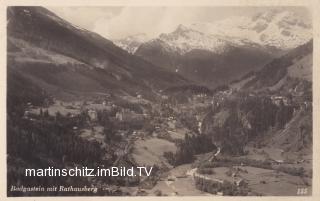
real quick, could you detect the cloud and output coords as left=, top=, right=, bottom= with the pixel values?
left=48, top=6, right=312, bottom=40
left=92, top=7, right=217, bottom=39
left=48, top=7, right=119, bottom=30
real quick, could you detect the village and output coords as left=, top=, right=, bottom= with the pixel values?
left=18, top=84, right=312, bottom=196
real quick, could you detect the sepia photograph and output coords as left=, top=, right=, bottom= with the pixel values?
left=5, top=2, right=315, bottom=197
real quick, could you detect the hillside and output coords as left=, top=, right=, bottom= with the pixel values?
left=7, top=7, right=189, bottom=101
left=233, top=40, right=312, bottom=92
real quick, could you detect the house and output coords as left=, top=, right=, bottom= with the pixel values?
left=273, top=159, right=284, bottom=165
left=116, top=108, right=145, bottom=122
left=271, top=96, right=286, bottom=106
left=102, top=100, right=107, bottom=106
left=198, top=121, right=202, bottom=134
left=197, top=93, right=207, bottom=98
left=161, top=95, right=169, bottom=100
left=115, top=111, right=123, bottom=121
left=88, top=109, right=98, bottom=121
left=23, top=110, right=31, bottom=119
left=303, top=101, right=311, bottom=110
left=116, top=108, right=131, bottom=121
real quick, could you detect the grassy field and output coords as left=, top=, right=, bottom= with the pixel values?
left=167, top=130, right=185, bottom=140
left=30, top=101, right=81, bottom=116
left=243, top=146, right=284, bottom=161
left=132, top=137, right=177, bottom=167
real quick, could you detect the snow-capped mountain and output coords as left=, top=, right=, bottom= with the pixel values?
left=157, top=24, right=232, bottom=55
left=189, top=9, right=312, bottom=50
left=114, top=9, right=311, bottom=55
left=114, top=9, right=311, bottom=88
left=115, top=25, right=234, bottom=55
left=113, top=33, right=149, bottom=54
left=135, top=25, right=274, bottom=87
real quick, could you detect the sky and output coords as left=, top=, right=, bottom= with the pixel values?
left=47, top=6, right=311, bottom=40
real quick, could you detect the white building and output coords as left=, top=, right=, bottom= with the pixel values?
left=88, top=109, right=98, bottom=121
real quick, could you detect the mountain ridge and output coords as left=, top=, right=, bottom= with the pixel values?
left=7, top=6, right=191, bottom=100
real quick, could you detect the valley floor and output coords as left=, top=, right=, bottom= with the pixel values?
left=12, top=89, right=312, bottom=196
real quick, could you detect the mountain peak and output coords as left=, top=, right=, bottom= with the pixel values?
left=172, top=24, right=203, bottom=35
left=113, top=33, right=149, bottom=54
left=175, top=24, right=189, bottom=32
